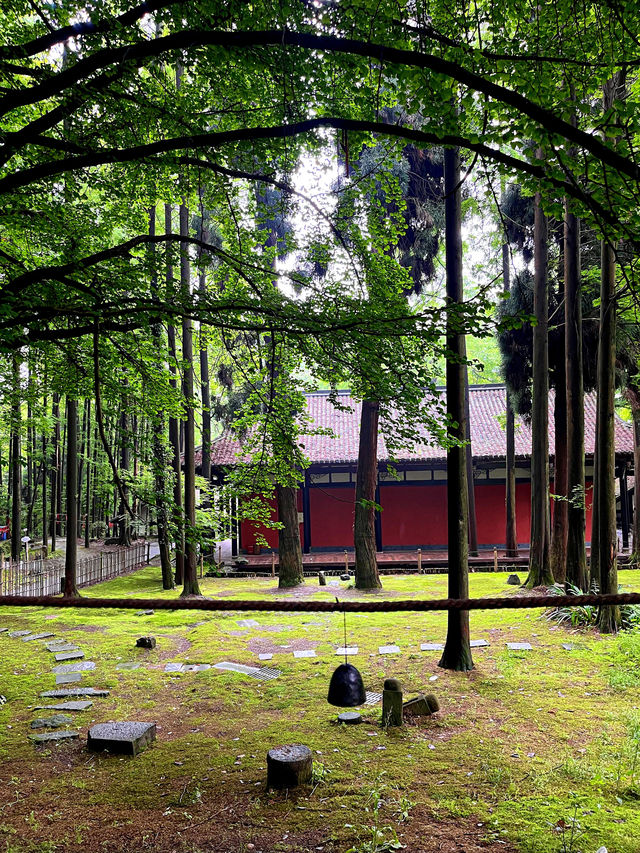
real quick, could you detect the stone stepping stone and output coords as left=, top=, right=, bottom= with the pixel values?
left=0, top=628, right=9, bottom=633
left=40, top=687, right=109, bottom=698
left=88, top=722, right=156, bottom=756
left=336, top=647, right=358, bottom=656
left=420, top=643, right=444, bottom=651
left=379, top=645, right=400, bottom=654
left=236, top=619, right=259, bottom=628
left=338, top=711, right=362, bottom=724
left=213, top=661, right=260, bottom=675
left=293, top=650, right=316, bottom=658
left=136, top=610, right=155, bottom=616
left=506, top=642, right=533, bottom=651
left=116, top=662, right=141, bottom=671
left=46, top=643, right=79, bottom=653
left=470, top=639, right=490, bottom=648
left=56, top=673, right=82, bottom=685
left=258, top=653, right=273, bottom=661
left=52, top=661, right=95, bottom=674
left=9, top=630, right=33, bottom=638
left=30, top=730, right=79, bottom=744
left=35, top=701, right=93, bottom=712
left=183, top=664, right=211, bottom=673
left=164, top=663, right=185, bottom=673
left=31, top=714, right=74, bottom=729
left=55, top=651, right=84, bottom=662
left=364, top=691, right=382, bottom=706
left=22, top=632, right=55, bottom=642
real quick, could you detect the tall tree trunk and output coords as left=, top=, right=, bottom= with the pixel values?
left=149, top=204, right=173, bottom=587
left=276, top=484, right=304, bottom=587
left=564, top=201, right=588, bottom=589
left=63, top=397, right=80, bottom=597
left=50, top=393, right=59, bottom=551
left=550, top=369, right=568, bottom=584
left=84, top=404, right=91, bottom=549
left=166, top=202, right=185, bottom=586
left=594, top=75, right=623, bottom=633
left=439, top=145, right=473, bottom=672
left=198, top=199, right=213, bottom=560
left=42, top=398, right=48, bottom=553
left=180, top=198, right=201, bottom=597
left=502, top=211, right=518, bottom=557
left=10, top=354, right=21, bottom=563
left=117, top=403, right=131, bottom=547
left=354, top=399, right=382, bottom=589
left=525, top=163, right=553, bottom=588
left=633, top=414, right=640, bottom=560
left=464, top=374, right=478, bottom=556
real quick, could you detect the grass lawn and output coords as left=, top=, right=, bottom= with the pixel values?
left=0, top=568, right=639, bottom=853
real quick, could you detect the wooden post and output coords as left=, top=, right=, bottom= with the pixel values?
left=271, top=552, right=275, bottom=577
left=417, top=548, right=422, bottom=573
left=493, top=548, right=498, bottom=572
left=344, top=550, right=348, bottom=574
left=218, top=545, right=222, bottom=565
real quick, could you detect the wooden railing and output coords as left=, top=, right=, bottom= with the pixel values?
left=0, top=542, right=147, bottom=597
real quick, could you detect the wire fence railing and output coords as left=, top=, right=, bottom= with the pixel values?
left=0, top=542, right=147, bottom=597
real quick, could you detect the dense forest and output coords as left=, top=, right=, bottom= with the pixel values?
left=1, top=0, right=640, bottom=653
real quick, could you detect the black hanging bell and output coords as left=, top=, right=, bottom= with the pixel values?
left=327, top=663, right=366, bottom=707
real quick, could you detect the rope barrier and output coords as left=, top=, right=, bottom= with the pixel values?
left=0, top=591, right=639, bottom=612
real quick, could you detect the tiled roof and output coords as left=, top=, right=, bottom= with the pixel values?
left=207, top=385, right=635, bottom=467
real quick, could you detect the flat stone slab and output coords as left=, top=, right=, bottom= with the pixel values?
left=40, top=687, right=109, bottom=698
left=35, top=701, right=93, bottom=712
left=506, top=642, right=533, bottom=651
left=213, top=661, right=260, bottom=675
left=31, top=714, right=74, bottom=729
left=293, top=650, right=316, bottom=658
left=30, top=730, right=79, bottom=744
left=183, top=664, right=211, bottom=673
left=164, top=663, right=185, bottom=673
left=379, top=645, right=400, bottom=654
left=0, top=627, right=8, bottom=633
left=116, top=662, right=141, bottom=670
left=56, top=673, right=82, bottom=685
left=470, top=639, right=490, bottom=648
left=87, top=721, right=156, bottom=756
left=9, top=630, right=33, bottom=638
left=236, top=619, right=259, bottom=628
left=46, top=643, right=79, bottom=653
left=338, top=711, right=362, bottom=725
left=420, top=643, right=444, bottom=651
left=55, top=651, right=85, bottom=662
left=258, top=653, right=273, bottom=661
left=336, top=647, right=358, bottom=656
left=136, top=610, right=155, bottom=616
left=52, top=661, right=95, bottom=674
left=22, top=632, right=55, bottom=642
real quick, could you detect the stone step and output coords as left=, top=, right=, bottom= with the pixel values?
left=87, top=722, right=156, bottom=756
left=29, top=730, right=80, bottom=744
left=40, top=688, right=109, bottom=699
left=34, top=701, right=93, bottom=712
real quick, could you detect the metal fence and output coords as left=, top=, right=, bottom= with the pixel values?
left=0, top=542, right=147, bottom=597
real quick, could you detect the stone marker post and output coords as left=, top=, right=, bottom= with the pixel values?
left=382, top=677, right=403, bottom=727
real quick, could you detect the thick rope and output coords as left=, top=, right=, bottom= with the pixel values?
left=0, top=592, right=639, bottom=612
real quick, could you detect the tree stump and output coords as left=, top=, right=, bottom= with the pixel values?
left=266, top=744, right=312, bottom=789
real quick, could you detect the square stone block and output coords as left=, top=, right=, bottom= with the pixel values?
left=52, top=661, right=95, bottom=674
left=470, top=639, right=490, bottom=648
left=87, top=721, right=156, bottom=756
left=379, top=645, right=400, bottom=654
left=35, top=701, right=93, bottom=711
left=293, top=650, right=316, bottom=658
left=506, top=642, right=533, bottom=651
left=56, top=673, right=82, bottom=685
left=55, top=651, right=85, bottom=662
left=335, top=647, right=358, bottom=656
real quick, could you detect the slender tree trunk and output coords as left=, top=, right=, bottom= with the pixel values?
left=10, top=355, right=21, bottom=563
left=276, top=484, right=304, bottom=587
left=198, top=200, right=213, bottom=559
left=464, top=374, right=478, bottom=556
left=42, top=398, right=48, bottom=553
left=63, top=397, right=80, bottom=597
left=439, top=145, right=473, bottom=672
left=84, top=404, right=91, bottom=549
left=633, top=415, right=640, bottom=560
left=180, top=198, right=201, bottom=597
left=117, top=404, right=132, bottom=547
left=565, top=201, right=588, bottom=589
left=595, top=231, right=619, bottom=631
left=149, top=204, right=173, bottom=587
left=525, top=164, right=553, bottom=588
left=50, top=393, right=59, bottom=551
left=166, top=202, right=185, bottom=586
left=502, top=214, right=518, bottom=556
left=550, top=372, right=568, bottom=584
left=354, top=399, right=382, bottom=589
left=595, top=75, right=623, bottom=633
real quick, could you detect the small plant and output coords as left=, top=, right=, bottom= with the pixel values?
left=550, top=803, right=584, bottom=853
left=545, top=582, right=640, bottom=630
left=343, top=773, right=406, bottom=853
left=311, top=761, right=331, bottom=794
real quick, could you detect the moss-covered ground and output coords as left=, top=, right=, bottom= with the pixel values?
left=0, top=568, right=639, bottom=853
